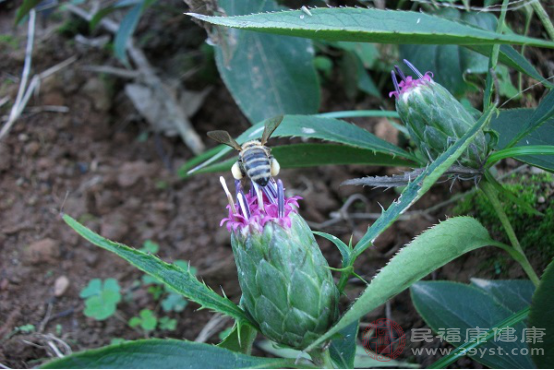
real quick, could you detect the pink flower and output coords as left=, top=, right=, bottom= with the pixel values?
left=389, top=60, right=434, bottom=99
left=219, top=178, right=302, bottom=233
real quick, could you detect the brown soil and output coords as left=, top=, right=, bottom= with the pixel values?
left=0, top=2, right=549, bottom=369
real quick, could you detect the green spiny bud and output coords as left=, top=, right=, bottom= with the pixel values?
left=390, top=60, right=488, bottom=169
left=220, top=178, right=339, bottom=350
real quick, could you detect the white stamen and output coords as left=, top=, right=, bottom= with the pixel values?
left=253, top=183, right=265, bottom=212
left=219, top=176, right=237, bottom=214
left=237, top=192, right=249, bottom=220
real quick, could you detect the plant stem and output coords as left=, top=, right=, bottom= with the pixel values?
left=308, top=348, right=334, bottom=368
left=531, top=0, right=554, bottom=41
left=480, top=181, right=540, bottom=286
left=518, top=5, right=534, bottom=93
left=483, top=0, right=509, bottom=109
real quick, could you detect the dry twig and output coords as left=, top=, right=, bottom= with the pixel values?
left=0, top=9, right=36, bottom=140
left=66, top=4, right=206, bottom=155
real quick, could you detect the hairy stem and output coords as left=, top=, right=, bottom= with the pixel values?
left=531, top=0, right=554, bottom=41
left=484, top=0, right=508, bottom=109
left=480, top=181, right=540, bottom=286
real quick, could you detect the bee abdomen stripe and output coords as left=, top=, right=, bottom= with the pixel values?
left=243, top=150, right=267, bottom=160
left=245, top=157, right=268, bottom=165
left=250, top=172, right=270, bottom=180
left=247, top=165, right=271, bottom=176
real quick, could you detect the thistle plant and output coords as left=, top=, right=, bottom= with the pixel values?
left=390, top=60, right=489, bottom=170
left=219, top=177, right=339, bottom=352
left=46, top=1, right=554, bottom=368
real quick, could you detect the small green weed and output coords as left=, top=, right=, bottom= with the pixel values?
left=80, top=278, right=121, bottom=320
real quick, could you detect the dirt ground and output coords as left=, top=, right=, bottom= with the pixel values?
left=0, top=1, right=551, bottom=368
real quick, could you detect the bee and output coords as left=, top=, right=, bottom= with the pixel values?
left=207, top=116, right=283, bottom=187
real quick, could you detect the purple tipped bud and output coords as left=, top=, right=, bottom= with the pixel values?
left=219, top=177, right=339, bottom=350
left=389, top=60, right=488, bottom=169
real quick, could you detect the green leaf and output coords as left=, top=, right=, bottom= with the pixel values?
left=529, top=259, right=554, bottom=368
left=329, top=321, right=358, bottom=369
left=81, top=278, right=121, bottom=321
left=340, top=51, right=380, bottom=98
left=490, top=109, right=554, bottom=172
left=161, top=293, right=188, bottom=312
left=183, top=114, right=418, bottom=177
left=215, top=0, right=320, bottom=124
left=90, top=0, right=138, bottom=30
left=411, top=281, right=534, bottom=368
left=470, top=278, right=535, bottom=313
left=137, top=309, right=157, bottom=331
left=41, top=339, right=299, bottom=369
left=79, top=279, right=103, bottom=298
left=83, top=294, right=119, bottom=321
left=14, top=0, right=41, bottom=24
left=63, top=215, right=254, bottom=326
left=128, top=317, right=141, bottom=328
left=430, top=307, right=530, bottom=369
left=335, top=42, right=379, bottom=69
left=486, top=145, right=554, bottom=166
left=16, top=324, right=36, bottom=333
left=192, top=143, right=417, bottom=175
left=218, top=322, right=258, bottom=355
left=468, top=45, right=554, bottom=89
left=314, top=232, right=350, bottom=268
left=187, top=8, right=554, bottom=49
left=158, top=317, right=177, bottom=331
left=507, top=89, right=554, bottom=148
left=305, top=217, right=496, bottom=352
left=114, top=0, right=153, bottom=64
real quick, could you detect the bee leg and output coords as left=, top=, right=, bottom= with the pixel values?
left=231, top=161, right=243, bottom=180
left=270, top=157, right=280, bottom=177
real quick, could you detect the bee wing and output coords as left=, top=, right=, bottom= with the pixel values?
left=261, top=115, right=284, bottom=145
left=207, top=130, right=242, bottom=151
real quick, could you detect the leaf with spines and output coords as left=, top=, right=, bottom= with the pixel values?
left=187, top=8, right=554, bottom=49
left=40, top=339, right=301, bottom=368
left=63, top=215, right=255, bottom=326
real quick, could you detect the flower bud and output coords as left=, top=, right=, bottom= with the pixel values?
left=220, top=178, right=339, bottom=350
left=390, top=60, right=488, bottom=169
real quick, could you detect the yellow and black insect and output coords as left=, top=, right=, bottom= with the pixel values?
left=207, top=116, right=283, bottom=187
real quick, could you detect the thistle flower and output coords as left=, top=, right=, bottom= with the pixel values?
left=390, top=60, right=488, bottom=169
left=219, top=177, right=339, bottom=350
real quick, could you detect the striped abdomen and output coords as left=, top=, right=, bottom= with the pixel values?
left=241, top=145, right=271, bottom=187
